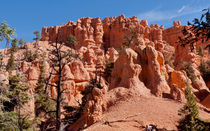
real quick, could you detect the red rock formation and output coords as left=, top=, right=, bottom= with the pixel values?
left=1, top=15, right=210, bottom=130
left=162, top=21, right=185, bottom=46
left=41, top=15, right=165, bottom=50
left=110, top=48, right=147, bottom=93
left=139, top=46, right=170, bottom=96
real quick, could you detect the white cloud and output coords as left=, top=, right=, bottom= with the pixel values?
left=137, top=5, right=207, bottom=22
left=178, top=5, right=186, bottom=13
left=138, top=10, right=171, bottom=22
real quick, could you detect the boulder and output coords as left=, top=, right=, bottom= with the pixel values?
left=170, top=84, right=185, bottom=102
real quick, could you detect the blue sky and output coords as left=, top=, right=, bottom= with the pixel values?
left=0, top=0, right=209, bottom=48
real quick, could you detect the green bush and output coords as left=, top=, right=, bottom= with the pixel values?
left=181, top=62, right=196, bottom=82
left=199, top=60, right=210, bottom=82
left=6, top=52, right=15, bottom=72
left=23, top=49, right=39, bottom=62
left=66, top=34, right=77, bottom=48
left=11, top=38, right=18, bottom=53
left=164, top=55, right=174, bottom=68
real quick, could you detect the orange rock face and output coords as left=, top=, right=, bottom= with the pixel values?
left=68, top=60, right=90, bottom=82
left=40, top=16, right=209, bottom=103
left=41, top=15, right=166, bottom=50
left=110, top=48, right=145, bottom=91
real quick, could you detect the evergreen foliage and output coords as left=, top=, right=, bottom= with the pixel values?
left=6, top=52, right=15, bottom=72
left=0, top=21, right=15, bottom=48
left=66, top=34, right=77, bottom=48
left=11, top=38, right=18, bottom=53
left=35, top=54, right=56, bottom=121
left=120, top=28, right=138, bottom=51
left=181, top=62, right=196, bottom=82
left=33, top=30, right=41, bottom=41
left=0, top=74, right=33, bottom=131
left=18, top=39, right=26, bottom=48
left=104, top=61, right=114, bottom=81
left=23, top=49, right=39, bottom=62
left=179, top=8, right=210, bottom=50
left=199, top=60, right=210, bottom=82
left=164, top=55, right=174, bottom=68
left=178, top=84, right=210, bottom=130
left=33, top=30, right=41, bottom=47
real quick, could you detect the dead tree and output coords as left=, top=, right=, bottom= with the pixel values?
left=47, top=34, right=74, bottom=131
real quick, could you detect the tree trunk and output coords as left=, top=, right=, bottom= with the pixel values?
left=56, top=54, right=62, bottom=131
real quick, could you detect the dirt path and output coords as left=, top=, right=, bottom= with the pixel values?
left=85, top=96, right=210, bottom=131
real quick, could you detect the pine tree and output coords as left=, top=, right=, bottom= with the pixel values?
left=0, top=74, right=33, bottom=131
left=11, top=38, right=18, bottom=53
left=66, top=34, right=77, bottom=48
left=8, top=74, right=32, bottom=131
left=33, top=30, right=41, bottom=47
left=18, top=38, right=26, bottom=48
left=6, top=51, right=15, bottom=72
left=35, top=53, right=56, bottom=123
left=178, top=83, right=209, bottom=130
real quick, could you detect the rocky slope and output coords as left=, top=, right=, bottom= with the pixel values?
left=1, top=15, right=210, bottom=130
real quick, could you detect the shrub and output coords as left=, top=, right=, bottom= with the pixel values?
left=164, top=55, right=174, bottom=68
left=206, top=60, right=210, bottom=66
left=6, top=52, right=15, bottom=72
left=199, top=60, right=210, bottom=82
left=66, top=34, right=77, bottom=48
left=181, top=62, right=196, bottom=82
left=23, top=49, right=39, bottom=62
left=18, top=38, right=26, bottom=48
left=11, top=38, right=18, bottom=53
left=104, top=61, right=114, bottom=81
left=198, top=46, right=204, bottom=57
